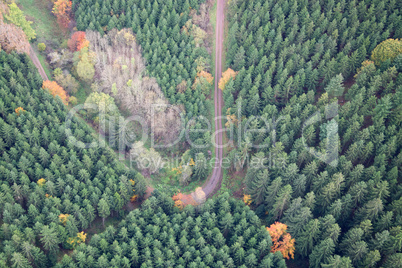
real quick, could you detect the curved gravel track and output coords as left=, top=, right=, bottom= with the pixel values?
left=200, top=0, right=226, bottom=199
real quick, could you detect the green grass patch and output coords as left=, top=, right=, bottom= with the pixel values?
left=34, top=48, right=52, bottom=79
left=17, top=0, right=68, bottom=44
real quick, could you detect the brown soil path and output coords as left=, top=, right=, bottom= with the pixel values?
left=177, top=0, right=226, bottom=205
left=29, top=44, right=48, bottom=81
left=201, top=0, right=225, bottom=198
left=131, top=0, right=227, bottom=206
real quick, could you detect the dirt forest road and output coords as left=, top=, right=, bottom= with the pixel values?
left=29, top=44, right=48, bottom=81
left=181, top=0, right=226, bottom=205
left=201, top=0, right=226, bottom=199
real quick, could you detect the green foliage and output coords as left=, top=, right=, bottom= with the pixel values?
left=84, top=92, right=120, bottom=118
left=5, top=3, right=36, bottom=40
left=0, top=50, right=146, bottom=266
left=228, top=1, right=402, bottom=267
left=74, top=47, right=95, bottom=82
left=325, top=74, right=345, bottom=97
left=241, top=58, right=402, bottom=266
left=37, top=43, right=46, bottom=52
left=226, top=0, right=401, bottom=109
left=68, top=192, right=286, bottom=267
left=72, top=0, right=210, bottom=109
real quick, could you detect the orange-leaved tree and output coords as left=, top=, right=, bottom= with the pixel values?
left=52, top=0, right=72, bottom=29
left=172, top=193, right=185, bottom=210
left=42, top=80, right=69, bottom=105
left=15, top=107, right=25, bottom=116
left=172, top=192, right=198, bottom=209
left=266, top=222, right=295, bottom=259
left=68, top=31, right=89, bottom=52
left=219, top=68, right=237, bottom=90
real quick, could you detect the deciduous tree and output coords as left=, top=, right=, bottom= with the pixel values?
left=42, top=80, right=69, bottom=105
left=267, top=222, right=295, bottom=259
left=5, top=3, right=36, bottom=40
left=52, top=0, right=72, bottom=29
left=219, top=68, right=237, bottom=90
left=371, top=39, right=402, bottom=66
left=68, top=31, right=88, bottom=52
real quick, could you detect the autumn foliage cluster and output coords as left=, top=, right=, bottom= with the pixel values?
left=14, top=107, right=25, bottom=116
left=42, top=80, right=69, bottom=104
left=67, top=231, right=87, bottom=248
left=68, top=31, right=89, bottom=52
left=0, top=3, right=30, bottom=55
left=129, top=179, right=138, bottom=203
left=37, top=178, right=46, bottom=187
left=371, top=39, right=402, bottom=66
left=52, top=0, right=72, bottom=29
left=218, top=68, right=237, bottom=90
left=267, top=222, right=295, bottom=260
left=243, top=194, right=252, bottom=205
left=225, top=108, right=239, bottom=128
left=172, top=194, right=184, bottom=210
left=197, top=70, right=214, bottom=84
left=58, top=214, right=70, bottom=225
left=172, top=192, right=198, bottom=209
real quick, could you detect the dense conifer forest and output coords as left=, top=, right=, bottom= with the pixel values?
left=224, top=0, right=402, bottom=267
left=0, top=0, right=401, bottom=267
left=73, top=0, right=214, bottom=120
left=59, top=192, right=287, bottom=267
left=0, top=51, right=147, bottom=266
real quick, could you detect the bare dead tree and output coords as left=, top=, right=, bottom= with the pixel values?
left=0, top=23, right=30, bottom=55
left=86, top=28, right=183, bottom=145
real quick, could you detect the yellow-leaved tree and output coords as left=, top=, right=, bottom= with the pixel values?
left=192, top=71, right=214, bottom=95
left=59, top=214, right=70, bottom=225
left=5, top=3, right=36, bottom=40
left=75, top=47, right=96, bottom=82
left=371, top=39, right=402, bottom=66
left=67, top=231, right=87, bottom=248
left=37, top=178, right=46, bottom=187
left=219, top=68, right=237, bottom=90
left=243, top=194, right=252, bottom=206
